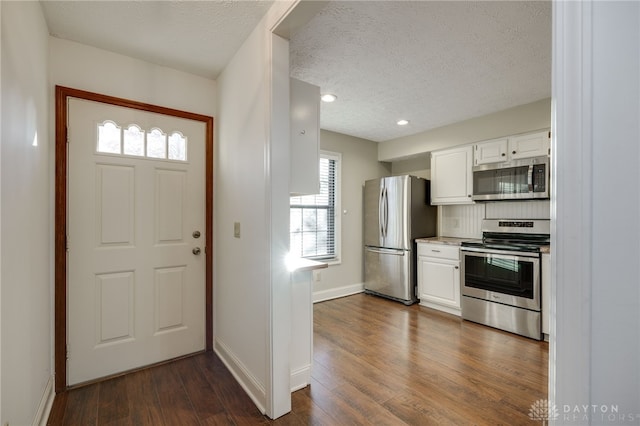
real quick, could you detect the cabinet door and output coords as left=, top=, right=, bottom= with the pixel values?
left=474, top=138, right=508, bottom=165
left=509, top=130, right=550, bottom=160
left=290, top=78, right=320, bottom=195
left=418, top=256, right=461, bottom=313
left=430, top=145, right=473, bottom=204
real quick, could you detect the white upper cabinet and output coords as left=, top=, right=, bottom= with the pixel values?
left=509, top=130, right=551, bottom=160
left=290, top=78, right=320, bottom=196
left=431, top=145, right=474, bottom=205
left=474, top=130, right=550, bottom=165
left=474, top=137, right=509, bottom=165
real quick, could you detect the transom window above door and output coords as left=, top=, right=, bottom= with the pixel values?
left=97, top=120, right=187, bottom=161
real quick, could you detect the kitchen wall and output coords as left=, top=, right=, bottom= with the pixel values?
left=379, top=97, right=551, bottom=162
left=1, top=2, right=52, bottom=425
left=390, top=154, right=430, bottom=179
left=314, top=130, right=391, bottom=301
left=387, top=98, right=552, bottom=238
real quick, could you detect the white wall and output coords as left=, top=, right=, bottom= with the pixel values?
left=391, top=155, right=430, bottom=179
left=313, top=130, right=390, bottom=302
left=49, top=38, right=216, bottom=116
left=552, top=0, right=640, bottom=418
left=214, top=1, right=295, bottom=419
left=1, top=2, right=53, bottom=424
left=379, top=98, right=551, bottom=162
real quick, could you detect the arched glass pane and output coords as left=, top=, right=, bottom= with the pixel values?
left=146, top=128, right=166, bottom=159
left=97, top=121, right=121, bottom=154
left=123, top=124, right=144, bottom=156
left=168, top=132, right=187, bottom=161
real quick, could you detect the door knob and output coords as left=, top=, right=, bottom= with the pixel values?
left=192, top=247, right=201, bottom=255
left=192, top=230, right=201, bottom=238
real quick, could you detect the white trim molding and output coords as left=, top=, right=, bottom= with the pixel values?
left=550, top=0, right=593, bottom=414
left=33, top=375, right=55, bottom=426
left=313, top=283, right=364, bottom=303
left=214, top=339, right=267, bottom=415
left=552, top=0, right=640, bottom=418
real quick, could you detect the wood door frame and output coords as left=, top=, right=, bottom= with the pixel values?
left=54, top=86, right=214, bottom=393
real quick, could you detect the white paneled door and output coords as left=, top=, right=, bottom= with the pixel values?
left=67, top=98, right=205, bottom=385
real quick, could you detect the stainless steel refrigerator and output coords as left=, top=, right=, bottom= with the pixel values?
left=364, top=175, right=437, bottom=304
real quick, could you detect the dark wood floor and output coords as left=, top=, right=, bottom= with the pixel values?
left=48, top=293, right=548, bottom=425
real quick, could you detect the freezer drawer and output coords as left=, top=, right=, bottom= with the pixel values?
left=364, top=247, right=415, bottom=304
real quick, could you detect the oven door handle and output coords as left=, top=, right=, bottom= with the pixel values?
left=461, top=246, right=540, bottom=259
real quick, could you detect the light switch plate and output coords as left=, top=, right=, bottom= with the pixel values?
left=234, top=222, right=241, bottom=238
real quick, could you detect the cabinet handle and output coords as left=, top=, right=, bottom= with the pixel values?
left=431, top=249, right=441, bottom=253
left=501, top=153, right=506, bottom=157
left=455, top=266, right=459, bottom=269
left=468, top=194, right=472, bottom=197
left=512, top=150, right=517, bottom=155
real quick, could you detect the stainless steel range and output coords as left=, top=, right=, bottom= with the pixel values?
left=460, top=219, right=550, bottom=340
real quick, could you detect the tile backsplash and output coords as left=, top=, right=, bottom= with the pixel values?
left=439, top=200, right=550, bottom=239
left=439, top=204, right=485, bottom=239
left=485, top=200, right=551, bottom=220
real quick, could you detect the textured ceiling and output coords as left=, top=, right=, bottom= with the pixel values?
left=40, top=0, right=275, bottom=79
left=289, top=1, right=551, bottom=142
left=40, top=0, right=551, bottom=143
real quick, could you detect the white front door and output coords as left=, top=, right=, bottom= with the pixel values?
left=67, top=98, right=206, bottom=385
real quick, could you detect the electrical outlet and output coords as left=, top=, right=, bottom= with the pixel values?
left=315, top=271, right=321, bottom=282
left=233, top=222, right=241, bottom=238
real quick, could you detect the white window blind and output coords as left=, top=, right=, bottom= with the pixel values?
left=290, top=155, right=337, bottom=260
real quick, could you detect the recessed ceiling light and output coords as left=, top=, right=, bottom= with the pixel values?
left=321, top=94, right=337, bottom=103
left=397, top=119, right=409, bottom=126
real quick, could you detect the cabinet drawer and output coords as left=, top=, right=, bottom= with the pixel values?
left=417, top=243, right=459, bottom=260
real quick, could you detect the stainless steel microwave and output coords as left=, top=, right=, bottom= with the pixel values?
left=472, top=156, right=549, bottom=201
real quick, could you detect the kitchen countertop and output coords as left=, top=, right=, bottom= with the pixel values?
left=416, top=237, right=552, bottom=253
left=286, top=256, right=328, bottom=272
left=415, top=236, right=481, bottom=246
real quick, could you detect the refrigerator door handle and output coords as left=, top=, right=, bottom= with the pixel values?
left=365, top=247, right=405, bottom=256
left=378, top=185, right=384, bottom=238
left=383, top=187, right=389, bottom=238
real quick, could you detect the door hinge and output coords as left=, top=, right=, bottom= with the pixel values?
left=66, top=234, right=69, bottom=251
left=66, top=127, right=70, bottom=144
left=66, top=344, right=70, bottom=361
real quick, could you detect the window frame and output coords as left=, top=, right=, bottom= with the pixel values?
left=289, top=150, right=341, bottom=264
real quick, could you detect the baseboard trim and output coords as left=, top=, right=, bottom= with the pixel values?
left=290, top=365, right=311, bottom=392
left=214, top=338, right=266, bottom=414
left=313, top=283, right=364, bottom=303
left=33, top=374, right=55, bottom=426
left=418, top=301, right=461, bottom=317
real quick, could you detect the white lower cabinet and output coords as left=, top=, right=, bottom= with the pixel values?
left=417, top=243, right=461, bottom=315
left=542, top=253, right=551, bottom=339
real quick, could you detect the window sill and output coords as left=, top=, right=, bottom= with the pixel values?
left=322, top=258, right=341, bottom=267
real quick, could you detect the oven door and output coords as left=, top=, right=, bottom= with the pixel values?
left=461, top=247, right=540, bottom=311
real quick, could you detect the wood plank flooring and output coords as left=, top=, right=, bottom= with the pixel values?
left=48, top=293, right=547, bottom=425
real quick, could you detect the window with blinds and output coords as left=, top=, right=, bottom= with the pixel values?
left=290, top=154, right=338, bottom=260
